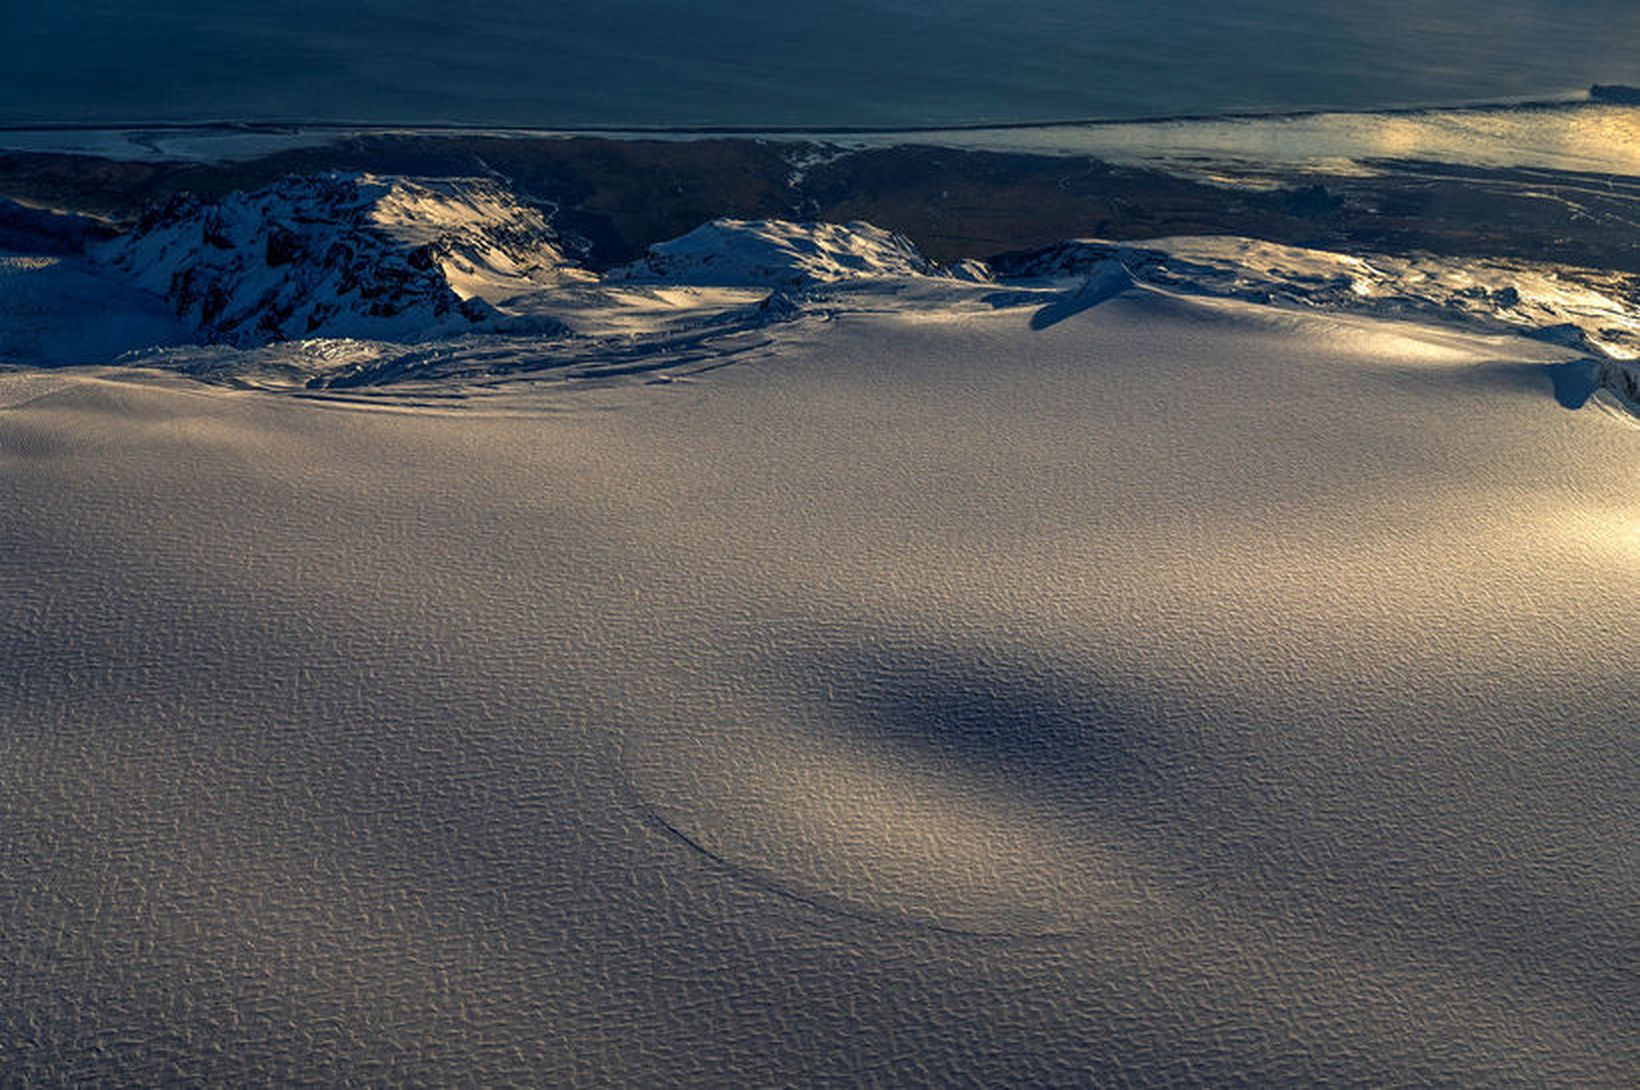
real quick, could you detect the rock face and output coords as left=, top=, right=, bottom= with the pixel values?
left=1599, top=358, right=1640, bottom=404
left=611, top=218, right=947, bottom=288
left=989, top=240, right=1166, bottom=282
left=98, top=173, right=581, bottom=346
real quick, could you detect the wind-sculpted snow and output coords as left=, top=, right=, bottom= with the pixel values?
left=999, top=236, right=1640, bottom=361
left=96, top=173, right=585, bottom=346
left=1, top=289, right=1634, bottom=1085
left=1, top=173, right=1636, bottom=421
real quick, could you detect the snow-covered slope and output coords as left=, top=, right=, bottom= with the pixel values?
left=3, top=269, right=1635, bottom=1087
left=96, top=173, right=586, bottom=346
left=999, top=236, right=1640, bottom=360
left=995, top=236, right=1640, bottom=414
left=0, top=172, right=1627, bottom=414
left=0, top=253, right=191, bottom=365
left=611, top=218, right=979, bottom=288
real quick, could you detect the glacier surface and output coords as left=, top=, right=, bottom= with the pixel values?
left=0, top=171, right=1636, bottom=1086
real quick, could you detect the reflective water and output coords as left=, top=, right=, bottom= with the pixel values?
left=841, top=103, right=1640, bottom=179
left=5, top=2, right=1639, bottom=128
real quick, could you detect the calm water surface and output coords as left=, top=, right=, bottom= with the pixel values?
left=5, top=1, right=1640, bottom=128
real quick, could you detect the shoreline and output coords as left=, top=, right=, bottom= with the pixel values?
left=4, top=128, right=1638, bottom=276
left=0, top=89, right=1607, bottom=140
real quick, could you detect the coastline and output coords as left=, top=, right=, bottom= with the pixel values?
left=0, top=86, right=1609, bottom=137
left=3, top=93, right=1638, bottom=178
left=4, top=119, right=1638, bottom=276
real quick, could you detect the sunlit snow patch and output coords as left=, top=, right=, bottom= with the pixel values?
left=610, top=218, right=984, bottom=289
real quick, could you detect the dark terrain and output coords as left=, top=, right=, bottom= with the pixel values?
left=3, top=133, right=1639, bottom=272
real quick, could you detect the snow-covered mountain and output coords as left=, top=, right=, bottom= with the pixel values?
left=3, top=171, right=1626, bottom=414
left=611, top=218, right=985, bottom=288
left=97, top=173, right=586, bottom=346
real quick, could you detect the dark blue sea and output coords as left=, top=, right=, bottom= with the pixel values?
left=5, top=1, right=1639, bottom=129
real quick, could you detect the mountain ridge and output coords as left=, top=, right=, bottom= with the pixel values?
left=96, top=172, right=584, bottom=345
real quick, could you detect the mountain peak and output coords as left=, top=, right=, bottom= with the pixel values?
left=99, top=173, right=582, bottom=346
left=610, top=218, right=960, bottom=289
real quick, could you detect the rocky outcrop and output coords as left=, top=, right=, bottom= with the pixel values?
left=611, top=218, right=953, bottom=289
left=97, top=173, right=581, bottom=346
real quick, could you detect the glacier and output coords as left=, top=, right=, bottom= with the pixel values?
left=0, top=162, right=1636, bottom=1087
left=4, top=171, right=1633, bottom=414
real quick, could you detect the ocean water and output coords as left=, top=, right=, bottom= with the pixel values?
left=5, top=1, right=1640, bottom=129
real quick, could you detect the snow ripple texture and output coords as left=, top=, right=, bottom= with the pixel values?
left=1, top=271, right=1636, bottom=1084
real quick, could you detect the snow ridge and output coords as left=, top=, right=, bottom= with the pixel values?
left=17, top=173, right=1634, bottom=414
left=611, top=218, right=964, bottom=289
left=996, top=237, right=1640, bottom=362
